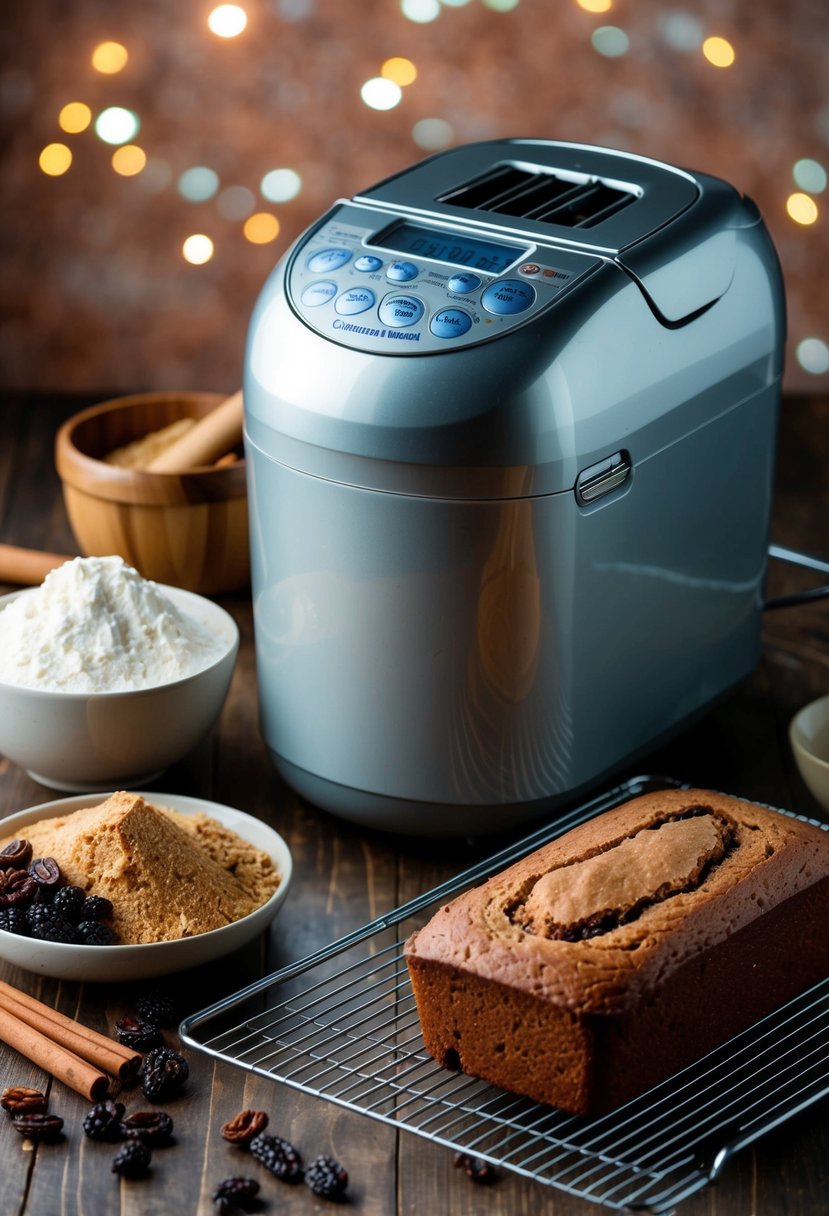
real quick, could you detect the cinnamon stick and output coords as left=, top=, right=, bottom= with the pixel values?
left=0, top=990, right=139, bottom=1080
left=0, top=982, right=138, bottom=1063
left=0, top=1007, right=109, bottom=1101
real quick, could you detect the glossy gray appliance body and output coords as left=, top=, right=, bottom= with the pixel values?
left=244, top=139, right=785, bottom=834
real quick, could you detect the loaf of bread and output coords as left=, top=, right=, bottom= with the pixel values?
left=404, top=789, right=829, bottom=1115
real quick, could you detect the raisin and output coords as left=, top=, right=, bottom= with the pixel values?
left=112, top=1140, right=152, bottom=1178
left=120, top=1110, right=174, bottom=1146
left=141, top=1047, right=189, bottom=1102
left=305, top=1154, right=349, bottom=1199
left=11, top=1113, right=64, bottom=1141
left=81, top=895, right=114, bottom=922
left=453, top=1151, right=498, bottom=1184
left=220, top=1108, right=269, bottom=1146
left=30, top=915, right=78, bottom=944
left=212, top=1177, right=260, bottom=1212
left=135, top=991, right=177, bottom=1027
left=116, top=1016, right=163, bottom=1052
left=77, top=920, right=116, bottom=945
left=51, top=885, right=86, bottom=923
left=83, top=1100, right=125, bottom=1141
left=0, top=907, right=29, bottom=935
left=249, top=1132, right=303, bottom=1182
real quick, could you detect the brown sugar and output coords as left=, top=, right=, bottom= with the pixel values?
left=0, top=792, right=281, bottom=944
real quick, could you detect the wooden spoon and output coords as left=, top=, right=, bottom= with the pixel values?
left=146, top=389, right=244, bottom=472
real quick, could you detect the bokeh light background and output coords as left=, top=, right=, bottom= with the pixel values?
left=1, top=0, right=827, bottom=392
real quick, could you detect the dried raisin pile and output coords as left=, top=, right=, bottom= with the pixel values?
left=0, top=843, right=118, bottom=944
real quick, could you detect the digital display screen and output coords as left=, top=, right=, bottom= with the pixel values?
left=370, top=222, right=525, bottom=274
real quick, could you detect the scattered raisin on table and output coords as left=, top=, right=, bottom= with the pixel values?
left=453, top=1151, right=498, bottom=1184
left=249, top=1132, right=303, bottom=1182
left=305, top=1154, right=349, bottom=1200
left=141, top=1046, right=189, bottom=1102
left=116, top=1015, right=164, bottom=1052
left=135, top=990, right=178, bottom=1027
left=212, top=1176, right=260, bottom=1212
left=112, top=1140, right=152, bottom=1178
left=11, top=1113, right=64, bottom=1141
left=82, top=1100, right=126, bottom=1141
left=120, top=1110, right=174, bottom=1146
left=220, top=1108, right=269, bottom=1146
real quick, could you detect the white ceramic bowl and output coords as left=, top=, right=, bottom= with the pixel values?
left=0, top=586, right=239, bottom=792
left=0, top=792, right=292, bottom=981
left=790, top=693, right=829, bottom=814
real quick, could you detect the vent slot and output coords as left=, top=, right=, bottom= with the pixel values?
left=438, top=165, right=637, bottom=228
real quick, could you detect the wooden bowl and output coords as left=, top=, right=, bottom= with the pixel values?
left=55, top=392, right=249, bottom=595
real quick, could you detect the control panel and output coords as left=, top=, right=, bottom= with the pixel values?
left=286, top=203, right=603, bottom=355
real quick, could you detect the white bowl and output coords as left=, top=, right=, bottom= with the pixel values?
left=790, top=694, right=829, bottom=814
left=0, top=792, right=292, bottom=981
left=0, top=586, right=239, bottom=792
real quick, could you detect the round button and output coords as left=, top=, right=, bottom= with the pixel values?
left=335, top=287, right=376, bottom=316
left=481, top=279, right=536, bottom=315
left=430, top=308, right=473, bottom=339
left=447, top=272, right=481, bottom=294
left=386, top=261, right=418, bottom=283
left=378, top=294, right=424, bottom=328
left=307, top=247, right=352, bottom=273
left=354, top=254, right=383, bottom=272
left=301, top=280, right=338, bottom=307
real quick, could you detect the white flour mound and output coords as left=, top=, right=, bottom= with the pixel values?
left=0, top=555, right=225, bottom=692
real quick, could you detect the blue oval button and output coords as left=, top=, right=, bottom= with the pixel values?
left=335, top=287, right=376, bottom=316
left=481, top=279, right=536, bottom=315
left=447, top=272, right=481, bottom=294
left=386, top=260, right=418, bottom=283
left=378, top=294, right=424, bottom=327
left=307, top=247, right=352, bottom=273
left=301, top=280, right=338, bottom=307
left=354, top=254, right=383, bottom=272
left=430, top=308, right=473, bottom=339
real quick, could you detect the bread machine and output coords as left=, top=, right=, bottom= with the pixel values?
left=244, top=138, right=785, bottom=835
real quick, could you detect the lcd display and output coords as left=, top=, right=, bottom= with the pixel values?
left=370, top=222, right=526, bottom=274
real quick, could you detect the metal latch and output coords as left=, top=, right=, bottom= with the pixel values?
left=575, top=451, right=632, bottom=506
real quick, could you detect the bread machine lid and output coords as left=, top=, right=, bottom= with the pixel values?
left=358, top=139, right=700, bottom=257
left=357, top=139, right=753, bottom=323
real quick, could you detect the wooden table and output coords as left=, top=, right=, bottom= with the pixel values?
left=0, top=392, right=827, bottom=1215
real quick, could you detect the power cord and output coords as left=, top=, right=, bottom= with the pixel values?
left=764, top=545, right=829, bottom=611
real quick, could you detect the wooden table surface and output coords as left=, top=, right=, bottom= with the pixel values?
left=0, top=392, right=827, bottom=1216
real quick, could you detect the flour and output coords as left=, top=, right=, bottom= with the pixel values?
left=0, top=556, right=226, bottom=692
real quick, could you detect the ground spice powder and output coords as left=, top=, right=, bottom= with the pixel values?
left=0, top=792, right=281, bottom=943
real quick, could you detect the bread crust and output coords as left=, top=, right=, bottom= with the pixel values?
left=404, top=789, right=829, bottom=1114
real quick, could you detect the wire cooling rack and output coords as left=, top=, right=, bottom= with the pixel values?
left=180, top=775, right=829, bottom=1215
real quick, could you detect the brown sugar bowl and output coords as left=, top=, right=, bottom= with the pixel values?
left=55, top=391, right=248, bottom=596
